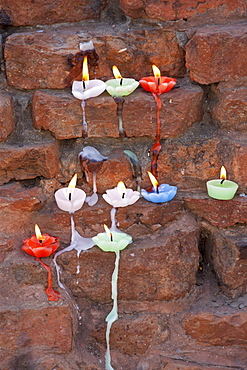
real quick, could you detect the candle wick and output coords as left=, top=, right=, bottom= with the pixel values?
left=120, top=78, right=123, bottom=86
left=83, top=80, right=86, bottom=90
left=69, top=193, right=72, bottom=201
left=39, top=239, right=43, bottom=244
left=220, top=178, right=225, bottom=185
left=110, top=233, right=113, bottom=242
left=156, top=187, right=159, bottom=194
left=122, top=193, right=125, bottom=199
left=158, top=77, right=160, bottom=86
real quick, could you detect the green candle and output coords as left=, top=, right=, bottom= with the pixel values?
left=206, top=166, right=238, bottom=200
left=92, top=225, right=132, bottom=370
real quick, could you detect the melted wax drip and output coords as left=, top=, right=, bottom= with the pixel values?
left=105, top=250, right=120, bottom=370
left=81, top=100, right=88, bottom=137
left=53, top=215, right=94, bottom=290
left=151, top=94, right=162, bottom=177
left=113, top=97, right=126, bottom=138
left=37, top=258, right=61, bottom=301
left=86, top=171, right=98, bottom=206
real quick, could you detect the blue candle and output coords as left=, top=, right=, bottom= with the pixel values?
left=141, top=171, right=177, bottom=203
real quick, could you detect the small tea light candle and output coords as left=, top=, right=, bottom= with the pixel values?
left=92, top=224, right=132, bottom=252
left=72, top=55, right=106, bottom=137
left=106, top=66, right=139, bottom=137
left=22, top=224, right=61, bottom=301
left=206, top=166, right=238, bottom=200
left=141, top=171, right=177, bottom=203
left=55, top=174, right=86, bottom=214
left=139, top=64, right=177, bottom=96
left=103, top=181, right=140, bottom=208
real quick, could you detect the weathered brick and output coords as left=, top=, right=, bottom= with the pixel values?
left=0, top=141, right=59, bottom=185
left=32, top=81, right=203, bottom=139
left=0, top=92, right=14, bottom=141
left=0, top=182, right=46, bottom=241
left=0, top=238, right=13, bottom=262
left=56, top=214, right=200, bottom=303
left=0, top=0, right=106, bottom=27
left=119, top=0, right=247, bottom=22
left=211, top=80, right=247, bottom=131
left=5, top=24, right=185, bottom=90
left=184, top=311, right=247, bottom=346
left=203, top=225, right=247, bottom=297
left=92, top=314, right=163, bottom=355
left=183, top=193, right=247, bottom=227
left=186, top=24, right=247, bottom=84
left=0, top=304, right=72, bottom=352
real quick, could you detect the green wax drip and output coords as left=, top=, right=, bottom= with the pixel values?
left=105, top=250, right=120, bottom=370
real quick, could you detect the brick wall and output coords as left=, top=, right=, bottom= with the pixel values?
left=0, top=1, right=247, bottom=369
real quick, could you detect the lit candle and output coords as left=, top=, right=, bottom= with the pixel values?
left=141, top=171, right=177, bottom=203
left=139, top=65, right=177, bottom=96
left=54, top=173, right=95, bottom=291
left=72, top=55, right=106, bottom=137
left=103, top=181, right=140, bottom=208
left=22, top=224, right=61, bottom=301
left=54, top=174, right=86, bottom=214
left=105, top=65, right=139, bottom=137
left=206, top=166, right=238, bottom=200
left=139, top=65, right=177, bottom=177
left=92, top=225, right=132, bottom=370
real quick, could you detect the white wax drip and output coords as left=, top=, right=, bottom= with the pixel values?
left=81, top=100, right=88, bottom=133
left=86, top=172, right=98, bottom=206
left=110, top=207, right=118, bottom=232
left=105, top=250, right=120, bottom=370
left=53, top=215, right=95, bottom=290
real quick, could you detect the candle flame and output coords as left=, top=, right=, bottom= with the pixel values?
left=104, top=224, right=113, bottom=241
left=68, top=173, right=77, bottom=189
left=220, top=166, right=226, bottom=180
left=147, top=171, right=159, bottom=192
left=35, top=224, right=45, bottom=242
left=117, top=181, right=126, bottom=198
left=112, top=65, right=122, bottom=79
left=67, top=173, right=77, bottom=201
left=82, top=55, right=89, bottom=81
left=152, top=64, right=161, bottom=78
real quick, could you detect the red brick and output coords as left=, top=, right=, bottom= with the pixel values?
left=32, top=82, right=203, bottom=139
left=203, top=225, right=247, bottom=297
left=183, top=192, right=247, bottom=227
left=0, top=182, right=46, bottom=241
left=0, top=300, right=72, bottom=354
left=92, top=314, right=162, bottom=355
left=0, top=0, right=106, bottom=26
left=186, top=24, right=247, bottom=84
left=5, top=25, right=185, bottom=90
left=184, top=311, right=247, bottom=346
left=0, top=92, right=14, bottom=141
left=56, top=214, right=200, bottom=303
left=119, top=0, right=247, bottom=22
left=0, top=141, right=59, bottom=185
left=0, top=238, right=13, bottom=262
left=211, top=80, right=247, bottom=131
left=0, top=182, right=46, bottom=212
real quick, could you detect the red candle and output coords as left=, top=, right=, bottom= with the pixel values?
left=139, top=65, right=176, bottom=95
left=139, top=65, right=177, bottom=177
left=22, top=225, right=62, bottom=301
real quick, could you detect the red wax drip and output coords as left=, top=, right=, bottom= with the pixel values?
left=151, top=94, right=162, bottom=177
left=139, top=75, right=176, bottom=178
left=22, top=232, right=62, bottom=301
left=37, top=258, right=62, bottom=301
